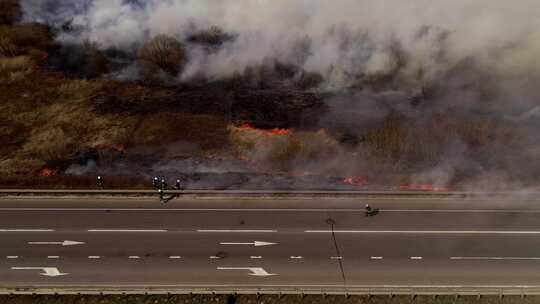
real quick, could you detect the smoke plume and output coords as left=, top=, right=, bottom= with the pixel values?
left=19, top=0, right=540, bottom=190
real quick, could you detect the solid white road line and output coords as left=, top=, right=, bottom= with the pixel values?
left=370, top=256, right=384, bottom=260
left=6, top=256, right=19, bottom=259
left=0, top=229, right=54, bottom=232
left=410, top=256, right=423, bottom=260
left=47, top=256, right=60, bottom=259
left=6, top=207, right=540, bottom=213
left=128, top=256, right=140, bottom=259
left=451, top=257, right=540, bottom=260
left=169, top=256, right=182, bottom=259
left=87, top=229, right=167, bottom=232
left=88, top=256, right=101, bottom=259
left=198, top=229, right=277, bottom=233
left=305, top=230, right=540, bottom=234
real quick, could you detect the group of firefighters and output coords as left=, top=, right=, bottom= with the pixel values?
left=96, top=175, right=380, bottom=214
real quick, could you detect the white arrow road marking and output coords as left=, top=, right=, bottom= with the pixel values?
left=11, top=267, right=68, bottom=277
left=28, top=240, right=85, bottom=246
left=220, top=241, right=277, bottom=247
left=217, top=267, right=277, bottom=277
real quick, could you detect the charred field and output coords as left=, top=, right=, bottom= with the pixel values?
left=1, top=0, right=539, bottom=191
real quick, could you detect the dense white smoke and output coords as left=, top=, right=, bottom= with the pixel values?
left=20, top=0, right=540, bottom=86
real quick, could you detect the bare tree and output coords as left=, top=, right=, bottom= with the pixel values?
left=139, top=35, right=186, bottom=76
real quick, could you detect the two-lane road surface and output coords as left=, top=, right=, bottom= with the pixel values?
left=2, top=195, right=540, bottom=293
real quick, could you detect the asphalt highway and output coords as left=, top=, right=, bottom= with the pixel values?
left=2, top=195, right=540, bottom=293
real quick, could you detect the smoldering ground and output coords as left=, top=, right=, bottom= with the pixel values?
left=18, top=0, right=540, bottom=190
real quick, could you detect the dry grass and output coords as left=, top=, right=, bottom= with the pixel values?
left=0, top=23, right=56, bottom=56
left=0, top=55, right=137, bottom=177
left=363, top=112, right=515, bottom=169
left=229, top=126, right=338, bottom=170
left=0, top=294, right=538, bottom=304
left=130, top=112, right=230, bottom=151
left=0, top=36, right=18, bottom=56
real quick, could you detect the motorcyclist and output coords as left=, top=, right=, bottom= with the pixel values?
left=152, top=177, right=159, bottom=189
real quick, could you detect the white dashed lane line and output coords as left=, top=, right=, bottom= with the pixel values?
left=47, top=256, right=60, bottom=259
left=128, top=256, right=140, bottom=259
left=6, top=256, right=19, bottom=259
left=88, top=256, right=101, bottom=259
left=197, top=229, right=277, bottom=233
left=88, top=229, right=167, bottom=233
left=0, top=229, right=55, bottom=232
left=169, top=256, right=182, bottom=259
left=250, top=256, right=263, bottom=259
left=330, top=256, right=343, bottom=260
left=290, top=256, right=303, bottom=259
left=410, top=256, right=423, bottom=260
left=370, top=256, right=384, bottom=260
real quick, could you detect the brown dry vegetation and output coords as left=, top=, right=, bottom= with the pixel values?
left=140, top=34, right=186, bottom=76
left=0, top=0, right=21, bottom=25
left=229, top=126, right=339, bottom=170
left=0, top=22, right=232, bottom=186
left=0, top=23, right=56, bottom=57
left=0, top=294, right=538, bottom=304
left=363, top=113, right=514, bottom=168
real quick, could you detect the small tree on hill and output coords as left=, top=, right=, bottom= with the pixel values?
left=0, top=0, right=22, bottom=25
left=139, top=34, right=186, bottom=76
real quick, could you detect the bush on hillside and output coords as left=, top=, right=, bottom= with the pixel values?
left=139, top=35, right=186, bottom=76
left=0, top=23, right=56, bottom=53
left=0, top=0, right=21, bottom=25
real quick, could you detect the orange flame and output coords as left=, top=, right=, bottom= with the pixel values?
left=343, top=176, right=368, bottom=187
left=399, top=184, right=451, bottom=192
left=94, top=143, right=126, bottom=152
left=35, top=166, right=58, bottom=177
left=237, top=123, right=292, bottom=136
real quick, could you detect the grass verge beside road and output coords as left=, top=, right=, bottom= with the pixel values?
left=0, top=294, right=537, bottom=304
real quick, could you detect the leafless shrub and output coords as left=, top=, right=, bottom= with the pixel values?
left=139, top=35, right=186, bottom=76
left=187, top=26, right=234, bottom=46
